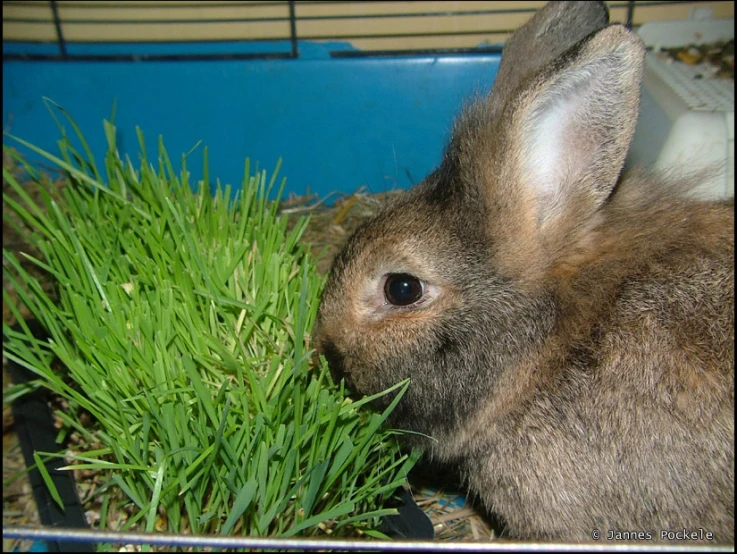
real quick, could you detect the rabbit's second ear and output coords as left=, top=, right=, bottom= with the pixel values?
left=485, top=25, right=645, bottom=276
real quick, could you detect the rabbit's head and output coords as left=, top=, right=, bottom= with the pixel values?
left=314, top=1, right=646, bottom=440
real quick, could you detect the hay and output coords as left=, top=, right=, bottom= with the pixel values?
left=280, top=187, right=404, bottom=276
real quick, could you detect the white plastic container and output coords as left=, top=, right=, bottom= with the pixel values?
left=626, top=18, right=734, bottom=200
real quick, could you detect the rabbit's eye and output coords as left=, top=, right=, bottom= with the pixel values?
left=384, top=273, right=424, bottom=306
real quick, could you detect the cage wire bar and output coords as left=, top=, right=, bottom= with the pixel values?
left=48, top=0, right=66, bottom=57
left=2, top=0, right=658, bottom=62
left=3, top=526, right=735, bottom=552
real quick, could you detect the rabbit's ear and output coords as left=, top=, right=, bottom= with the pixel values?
left=517, top=25, right=644, bottom=217
left=476, top=25, right=645, bottom=279
left=490, top=1, right=609, bottom=110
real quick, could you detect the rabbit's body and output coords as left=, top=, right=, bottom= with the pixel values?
left=438, top=175, right=734, bottom=541
left=315, top=0, right=734, bottom=543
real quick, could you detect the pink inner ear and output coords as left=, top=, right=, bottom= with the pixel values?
left=522, top=68, right=609, bottom=226
left=525, top=92, right=587, bottom=223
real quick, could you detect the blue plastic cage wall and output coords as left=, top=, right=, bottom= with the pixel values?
left=3, top=45, right=502, bottom=200
left=3, top=1, right=732, bottom=200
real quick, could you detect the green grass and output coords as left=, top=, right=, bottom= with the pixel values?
left=2, top=101, right=418, bottom=547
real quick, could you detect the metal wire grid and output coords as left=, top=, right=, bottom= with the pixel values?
left=0, top=0, right=645, bottom=61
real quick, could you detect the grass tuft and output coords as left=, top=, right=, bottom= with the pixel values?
left=2, top=106, right=418, bottom=544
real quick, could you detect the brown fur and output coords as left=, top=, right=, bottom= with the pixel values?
left=314, top=1, right=734, bottom=544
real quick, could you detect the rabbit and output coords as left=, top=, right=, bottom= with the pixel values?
left=313, top=0, right=734, bottom=544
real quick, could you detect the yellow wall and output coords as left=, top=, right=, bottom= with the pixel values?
left=3, top=1, right=734, bottom=50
